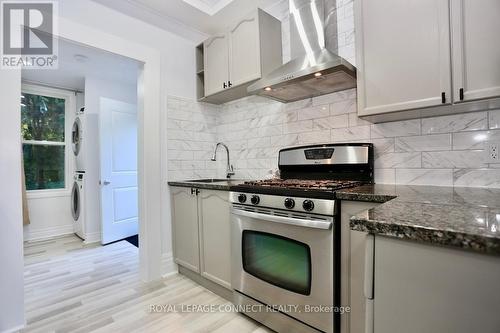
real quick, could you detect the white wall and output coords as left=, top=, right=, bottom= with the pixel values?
left=0, top=71, right=25, bottom=332
left=24, top=194, right=74, bottom=241
left=84, top=76, right=138, bottom=242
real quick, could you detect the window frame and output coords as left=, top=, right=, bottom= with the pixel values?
left=21, top=83, right=76, bottom=199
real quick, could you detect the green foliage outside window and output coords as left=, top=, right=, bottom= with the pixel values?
left=21, top=92, right=66, bottom=190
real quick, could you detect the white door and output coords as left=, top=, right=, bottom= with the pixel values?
left=100, top=98, right=138, bottom=245
left=355, top=0, right=452, bottom=116
left=228, top=12, right=261, bottom=88
left=451, top=0, right=500, bottom=103
left=204, top=34, right=229, bottom=96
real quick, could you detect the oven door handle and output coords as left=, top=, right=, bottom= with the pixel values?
left=231, top=208, right=333, bottom=230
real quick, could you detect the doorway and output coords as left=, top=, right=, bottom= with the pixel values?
left=21, top=37, right=140, bottom=248
left=1, top=16, right=164, bottom=332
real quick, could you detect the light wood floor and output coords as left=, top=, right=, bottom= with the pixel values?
left=22, top=235, right=272, bottom=333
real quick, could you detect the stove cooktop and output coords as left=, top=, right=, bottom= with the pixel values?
left=231, top=178, right=365, bottom=199
left=231, top=143, right=374, bottom=199
left=243, top=179, right=363, bottom=190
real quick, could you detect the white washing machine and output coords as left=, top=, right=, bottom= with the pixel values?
left=71, top=171, right=86, bottom=240
left=72, top=107, right=86, bottom=172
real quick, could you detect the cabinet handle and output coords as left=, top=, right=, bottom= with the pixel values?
left=223, top=82, right=227, bottom=89
left=441, top=92, right=446, bottom=104
left=190, top=188, right=196, bottom=195
left=459, top=88, right=464, bottom=101
left=195, top=189, right=200, bottom=195
left=228, top=81, right=232, bottom=88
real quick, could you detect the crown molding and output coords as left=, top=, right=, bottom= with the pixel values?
left=91, top=0, right=209, bottom=43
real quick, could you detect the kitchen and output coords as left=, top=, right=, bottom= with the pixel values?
left=1, top=0, right=500, bottom=333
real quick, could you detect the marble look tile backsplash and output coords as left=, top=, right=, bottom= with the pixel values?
left=166, top=0, right=500, bottom=188
left=166, top=91, right=500, bottom=188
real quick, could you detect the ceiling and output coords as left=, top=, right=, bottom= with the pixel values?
left=91, top=0, right=283, bottom=42
left=22, top=38, right=140, bottom=91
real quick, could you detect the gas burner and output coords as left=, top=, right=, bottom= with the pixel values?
left=243, top=179, right=364, bottom=191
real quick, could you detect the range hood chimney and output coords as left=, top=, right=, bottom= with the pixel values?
left=248, top=0, right=356, bottom=103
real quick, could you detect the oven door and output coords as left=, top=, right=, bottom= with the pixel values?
left=231, top=205, right=335, bottom=333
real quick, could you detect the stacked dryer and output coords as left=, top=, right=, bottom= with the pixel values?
left=71, top=107, right=86, bottom=240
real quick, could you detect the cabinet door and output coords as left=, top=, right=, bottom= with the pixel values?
left=171, top=187, right=200, bottom=273
left=199, top=190, right=231, bottom=289
left=228, top=12, right=261, bottom=88
left=373, top=237, right=500, bottom=333
left=355, top=0, right=452, bottom=116
left=204, top=35, right=229, bottom=96
left=451, top=0, right=500, bottom=102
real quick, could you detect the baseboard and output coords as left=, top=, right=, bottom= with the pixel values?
left=23, top=225, right=74, bottom=242
left=161, top=252, right=176, bottom=277
left=178, top=266, right=233, bottom=302
left=83, top=232, right=101, bottom=244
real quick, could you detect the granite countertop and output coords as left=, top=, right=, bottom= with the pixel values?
left=168, top=179, right=244, bottom=191
left=343, top=184, right=500, bottom=255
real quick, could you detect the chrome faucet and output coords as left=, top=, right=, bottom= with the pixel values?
left=211, top=142, right=235, bottom=179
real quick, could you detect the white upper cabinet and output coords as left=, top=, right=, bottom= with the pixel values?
left=204, top=35, right=230, bottom=96
left=355, top=0, right=452, bottom=116
left=229, top=13, right=261, bottom=88
left=451, top=0, right=500, bottom=103
left=200, top=9, right=282, bottom=103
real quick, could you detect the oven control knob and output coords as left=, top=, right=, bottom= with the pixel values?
left=302, top=200, right=315, bottom=212
left=250, top=195, right=260, bottom=205
left=238, top=194, right=247, bottom=203
left=284, top=198, right=295, bottom=209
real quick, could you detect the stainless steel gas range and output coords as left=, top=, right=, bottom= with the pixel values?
left=229, top=143, right=374, bottom=333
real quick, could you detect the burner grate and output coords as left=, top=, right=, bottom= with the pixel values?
left=242, top=179, right=363, bottom=191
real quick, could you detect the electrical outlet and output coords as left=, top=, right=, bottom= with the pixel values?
left=488, top=142, right=500, bottom=163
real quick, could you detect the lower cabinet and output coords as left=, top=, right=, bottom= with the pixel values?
left=170, top=186, right=231, bottom=289
left=199, top=190, right=232, bottom=289
left=371, top=236, right=500, bottom=333
left=171, top=187, right=200, bottom=273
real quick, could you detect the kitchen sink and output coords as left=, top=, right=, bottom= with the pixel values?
left=185, top=178, right=234, bottom=183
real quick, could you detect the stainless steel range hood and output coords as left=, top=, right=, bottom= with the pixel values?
left=248, top=0, right=356, bottom=103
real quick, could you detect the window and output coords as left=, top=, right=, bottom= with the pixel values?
left=242, top=230, right=312, bottom=295
left=21, top=85, right=74, bottom=193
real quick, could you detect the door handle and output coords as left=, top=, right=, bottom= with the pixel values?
left=101, top=180, right=111, bottom=186
left=364, top=234, right=375, bottom=300
left=231, top=208, right=333, bottom=230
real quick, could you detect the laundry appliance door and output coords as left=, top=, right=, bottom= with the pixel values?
left=72, top=117, right=82, bottom=156
left=71, top=181, right=80, bottom=221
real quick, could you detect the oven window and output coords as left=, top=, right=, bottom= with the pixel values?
left=242, top=230, right=311, bottom=295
